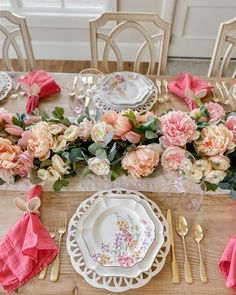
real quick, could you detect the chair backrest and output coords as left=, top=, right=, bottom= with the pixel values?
left=0, top=10, right=36, bottom=71
left=89, top=12, right=171, bottom=75
left=208, top=17, right=236, bottom=78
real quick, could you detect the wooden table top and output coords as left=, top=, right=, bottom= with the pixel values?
left=0, top=73, right=236, bottom=295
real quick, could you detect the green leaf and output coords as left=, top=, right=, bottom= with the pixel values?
left=12, top=116, right=22, bottom=127
left=108, top=143, right=117, bottom=162
left=145, top=130, right=158, bottom=139
left=40, top=159, right=52, bottom=168
left=123, top=110, right=138, bottom=127
left=52, top=107, right=64, bottom=120
left=79, top=166, right=92, bottom=177
left=0, top=130, right=7, bottom=137
left=95, top=148, right=107, bottom=159
left=69, top=148, right=84, bottom=162
left=0, top=178, right=5, bottom=185
left=203, top=181, right=218, bottom=192
left=104, top=130, right=114, bottom=145
left=88, top=143, right=103, bottom=155
left=77, top=114, right=88, bottom=124
left=62, top=117, right=71, bottom=127
left=29, top=169, right=43, bottom=184
left=53, top=179, right=69, bottom=192
left=111, top=163, right=124, bottom=181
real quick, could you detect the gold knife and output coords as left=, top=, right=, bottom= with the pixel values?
left=167, top=209, right=180, bottom=283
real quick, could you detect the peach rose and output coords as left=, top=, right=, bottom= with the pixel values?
left=52, top=154, right=70, bottom=175
left=28, top=122, right=53, bottom=160
left=225, top=115, right=236, bottom=142
left=88, top=157, right=110, bottom=175
left=48, top=124, right=65, bottom=135
left=209, top=155, right=230, bottom=171
left=205, top=102, right=225, bottom=124
left=52, top=135, right=67, bottom=153
left=160, top=110, right=199, bottom=147
left=101, top=110, right=141, bottom=144
left=0, top=138, right=22, bottom=182
left=78, top=118, right=93, bottom=141
left=161, top=146, right=186, bottom=171
left=5, top=124, right=24, bottom=136
left=195, top=125, right=235, bottom=156
left=91, top=122, right=112, bottom=146
left=121, top=145, right=159, bottom=178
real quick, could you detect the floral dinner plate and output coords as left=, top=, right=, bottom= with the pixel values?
left=75, top=192, right=164, bottom=278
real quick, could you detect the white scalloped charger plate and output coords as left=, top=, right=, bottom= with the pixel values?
left=75, top=193, right=164, bottom=277
left=0, top=72, right=12, bottom=101
left=66, top=188, right=170, bottom=292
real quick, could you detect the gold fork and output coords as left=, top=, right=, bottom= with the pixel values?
left=38, top=225, right=56, bottom=280
left=50, top=212, right=67, bottom=281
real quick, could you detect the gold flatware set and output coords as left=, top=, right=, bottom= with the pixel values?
left=167, top=209, right=207, bottom=284
left=39, top=211, right=67, bottom=282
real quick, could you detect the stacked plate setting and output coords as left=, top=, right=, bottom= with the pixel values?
left=93, top=72, right=158, bottom=114
left=67, top=188, right=170, bottom=292
left=0, top=72, right=12, bottom=101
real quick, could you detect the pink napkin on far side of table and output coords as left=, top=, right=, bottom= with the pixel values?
left=219, top=235, right=236, bottom=294
left=168, top=72, right=213, bottom=111
left=0, top=185, right=58, bottom=293
left=19, top=70, right=61, bottom=115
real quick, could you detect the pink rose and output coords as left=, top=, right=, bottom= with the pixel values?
left=160, top=110, right=199, bottom=147
left=0, top=108, right=13, bottom=125
left=12, top=151, right=34, bottom=177
left=225, top=115, right=236, bottom=142
left=102, top=111, right=141, bottom=144
left=195, top=125, right=235, bottom=156
left=205, top=102, right=225, bottom=124
left=161, top=146, right=186, bottom=171
left=137, top=111, right=154, bottom=123
left=18, top=130, right=32, bottom=150
left=78, top=118, right=93, bottom=141
left=24, top=116, right=41, bottom=126
left=121, top=145, right=159, bottom=178
left=5, top=124, right=24, bottom=136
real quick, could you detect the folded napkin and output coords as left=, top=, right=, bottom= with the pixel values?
left=19, top=70, right=61, bottom=114
left=0, top=185, right=58, bottom=293
left=219, top=235, right=236, bottom=294
left=168, top=72, right=213, bottom=111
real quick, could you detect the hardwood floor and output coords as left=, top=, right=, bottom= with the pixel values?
left=0, top=59, right=151, bottom=73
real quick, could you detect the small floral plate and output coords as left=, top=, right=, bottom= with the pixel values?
left=75, top=192, right=164, bottom=278
left=95, top=72, right=153, bottom=106
left=0, top=72, right=12, bottom=101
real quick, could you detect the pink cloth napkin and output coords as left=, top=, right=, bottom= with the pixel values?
left=219, top=235, right=236, bottom=294
left=0, top=185, right=58, bottom=293
left=168, top=72, right=213, bottom=110
left=19, top=70, right=61, bottom=114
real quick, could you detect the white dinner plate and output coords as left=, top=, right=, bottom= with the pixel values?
left=0, top=72, right=12, bottom=101
left=75, top=192, right=164, bottom=278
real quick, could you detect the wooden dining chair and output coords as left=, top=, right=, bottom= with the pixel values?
left=89, top=12, right=171, bottom=75
left=208, top=17, right=236, bottom=78
left=0, top=10, right=36, bottom=71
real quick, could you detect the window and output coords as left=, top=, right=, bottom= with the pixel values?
left=0, top=0, right=117, bottom=28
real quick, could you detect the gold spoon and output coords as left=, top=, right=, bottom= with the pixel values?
left=176, top=216, right=193, bottom=283
left=192, top=224, right=208, bottom=283
left=156, top=79, right=165, bottom=103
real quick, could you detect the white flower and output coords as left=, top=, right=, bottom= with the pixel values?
left=37, top=169, right=49, bottom=181
left=48, top=124, right=64, bottom=135
left=78, top=118, right=93, bottom=141
left=52, top=154, right=70, bottom=175
left=88, top=157, right=110, bottom=175
left=190, top=168, right=203, bottom=182
left=91, top=122, right=112, bottom=146
left=47, top=166, right=61, bottom=182
left=209, top=155, right=230, bottom=171
left=205, top=170, right=226, bottom=184
left=52, top=135, right=67, bottom=153
left=63, top=125, right=80, bottom=142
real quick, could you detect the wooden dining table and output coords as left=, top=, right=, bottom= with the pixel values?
left=0, top=72, right=236, bottom=295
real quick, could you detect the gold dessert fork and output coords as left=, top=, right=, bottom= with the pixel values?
left=50, top=212, right=67, bottom=282
left=38, top=225, right=56, bottom=280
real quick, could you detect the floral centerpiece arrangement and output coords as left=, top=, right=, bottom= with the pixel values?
left=0, top=99, right=235, bottom=195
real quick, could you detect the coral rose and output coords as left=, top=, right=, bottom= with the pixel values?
left=160, top=110, right=199, bottom=147
left=101, top=110, right=141, bottom=144
left=121, top=145, right=159, bottom=178
left=205, top=102, right=225, bottom=124
left=195, top=125, right=235, bottom=156
left=225, top=115, right=236, bottom=142
left=28, top=122, right=53, bottom=160
left=0, top=138, right=22, bottom=182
